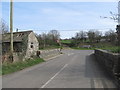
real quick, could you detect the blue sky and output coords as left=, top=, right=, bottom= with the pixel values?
left=2, top=2, right=118, bottom=39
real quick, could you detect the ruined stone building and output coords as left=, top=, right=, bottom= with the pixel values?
left=2, top=30, right=39, bottom=62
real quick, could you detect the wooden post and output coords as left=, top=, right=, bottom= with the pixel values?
left=118, top=1, right=120, bottom=46
left=118, top=1, right=120, bottom=25
left=10, top=0, right=13, bottom=62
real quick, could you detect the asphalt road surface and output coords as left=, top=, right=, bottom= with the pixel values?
left=2, top=49, right=118, bottom=88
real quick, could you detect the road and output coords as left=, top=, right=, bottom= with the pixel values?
left=2, top=49, right=117, bottom=88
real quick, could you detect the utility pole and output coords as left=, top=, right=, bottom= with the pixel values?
left=118, top=1, right=120, bottom=25
left=10, top=0, right=13, bottom=62
left=116, top=1, right=120, bottom=46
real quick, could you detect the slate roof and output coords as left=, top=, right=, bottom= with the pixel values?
left=2, top=31, right=33, bottom=42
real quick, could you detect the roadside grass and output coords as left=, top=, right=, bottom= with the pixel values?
left=71, top=45, right=120, bottom=53
left=2, top=58, right=44, bottom=75
left=71, top=46, right=120, bottom=53
left=111, top=47, right=120, bottom=53
left=71, top=42, right=120, bottom=53
left=95, top=45, right=120, bottom=53
left=103, top=46, right=120, bottom=53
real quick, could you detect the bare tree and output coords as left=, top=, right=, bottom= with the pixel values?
left=0, top=19, right=9, bottom=34
left=105, top=30, right=117, bottom=44
left=75, top=31, right=87, bottom=43
left=87, top=30, right=96, bottom=43
left=48, top=30, right=60, bottom=41
left=94, top=30, right=102, bottom=43
left=36, top=30, right=60, bottom=49
left=100, top=11, right=118, bottom=22
left=41, top=33, right=47, bottom=48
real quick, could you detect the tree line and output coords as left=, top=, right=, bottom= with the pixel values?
left=68, top=29, right=118, bottom=47
left=36, top=30, right=60, bottom=49
left=1, top=19, right=119, bottom=49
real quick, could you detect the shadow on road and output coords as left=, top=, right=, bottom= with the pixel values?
left=85, top=54, right=117, bottom=88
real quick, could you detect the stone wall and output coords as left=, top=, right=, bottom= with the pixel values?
left=2, top=49, right=61, bottom=63
left=38, top=49, right=61, bottom=60
left=94, top=49, right=120, bottom=86
left=2, top=52, right=24, bottom=63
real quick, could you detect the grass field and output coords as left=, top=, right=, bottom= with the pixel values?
left=61, top=39, right=72, bottom=44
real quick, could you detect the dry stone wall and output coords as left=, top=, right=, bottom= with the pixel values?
left=94, top=49, right=120, bottom=86
left=38, top=49, right=61, bottom=60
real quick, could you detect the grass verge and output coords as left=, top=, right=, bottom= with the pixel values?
left=96, top=46, right=120, bottom=53
left=2, top=58, right=44, bottom=75
left=71, top=46, right=120, bottom=53
left=110, top=47, right=120, bottom=53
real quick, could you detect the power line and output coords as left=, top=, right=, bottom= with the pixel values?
left=13, top=28, right=116, bottom=32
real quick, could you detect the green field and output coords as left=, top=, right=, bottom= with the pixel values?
left=61, top=39, right=72, bottom=44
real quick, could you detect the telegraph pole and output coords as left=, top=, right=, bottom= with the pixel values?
left=118, top=1, right=120, bottom=25
left=117, top=1, right=120, bottom=46
left=10, top=0, right=13, bottom=62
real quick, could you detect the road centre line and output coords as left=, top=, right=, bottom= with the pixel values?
left=94, top=79, right=104, bottom=88
left=68, top=53, right=74, bottom=56
left=41, top=64, right=68, bottom=88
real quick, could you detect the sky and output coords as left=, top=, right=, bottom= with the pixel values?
left=2, top=1, right=118, bottom=39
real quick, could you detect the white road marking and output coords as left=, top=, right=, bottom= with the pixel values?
left=45, top=54, right=63, bottom=61
left=88, top=51, right=94, bottom=56
left=94, top=79, right=104, bottom=88
left=41, top=64, right=68, bottom=88
left=68, top=53, right=74, bottom=56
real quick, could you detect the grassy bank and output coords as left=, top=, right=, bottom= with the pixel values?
left=2, top=58, right=44, bottom=75
left=108, top=47, right=120, bottom=53
left=70, top=42, right=120, bottom=53
left=95, top=46, right=120, bottom=53
left=71, top=46, right=120, bottom=53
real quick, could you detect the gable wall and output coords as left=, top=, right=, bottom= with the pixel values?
left=25, top=32, right=39, bottom=59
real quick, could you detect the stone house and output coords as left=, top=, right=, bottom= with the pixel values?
left=2, top=30, right=39, bottom=62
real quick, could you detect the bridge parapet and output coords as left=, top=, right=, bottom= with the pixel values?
left=94, top=49, right=120, bottom=86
